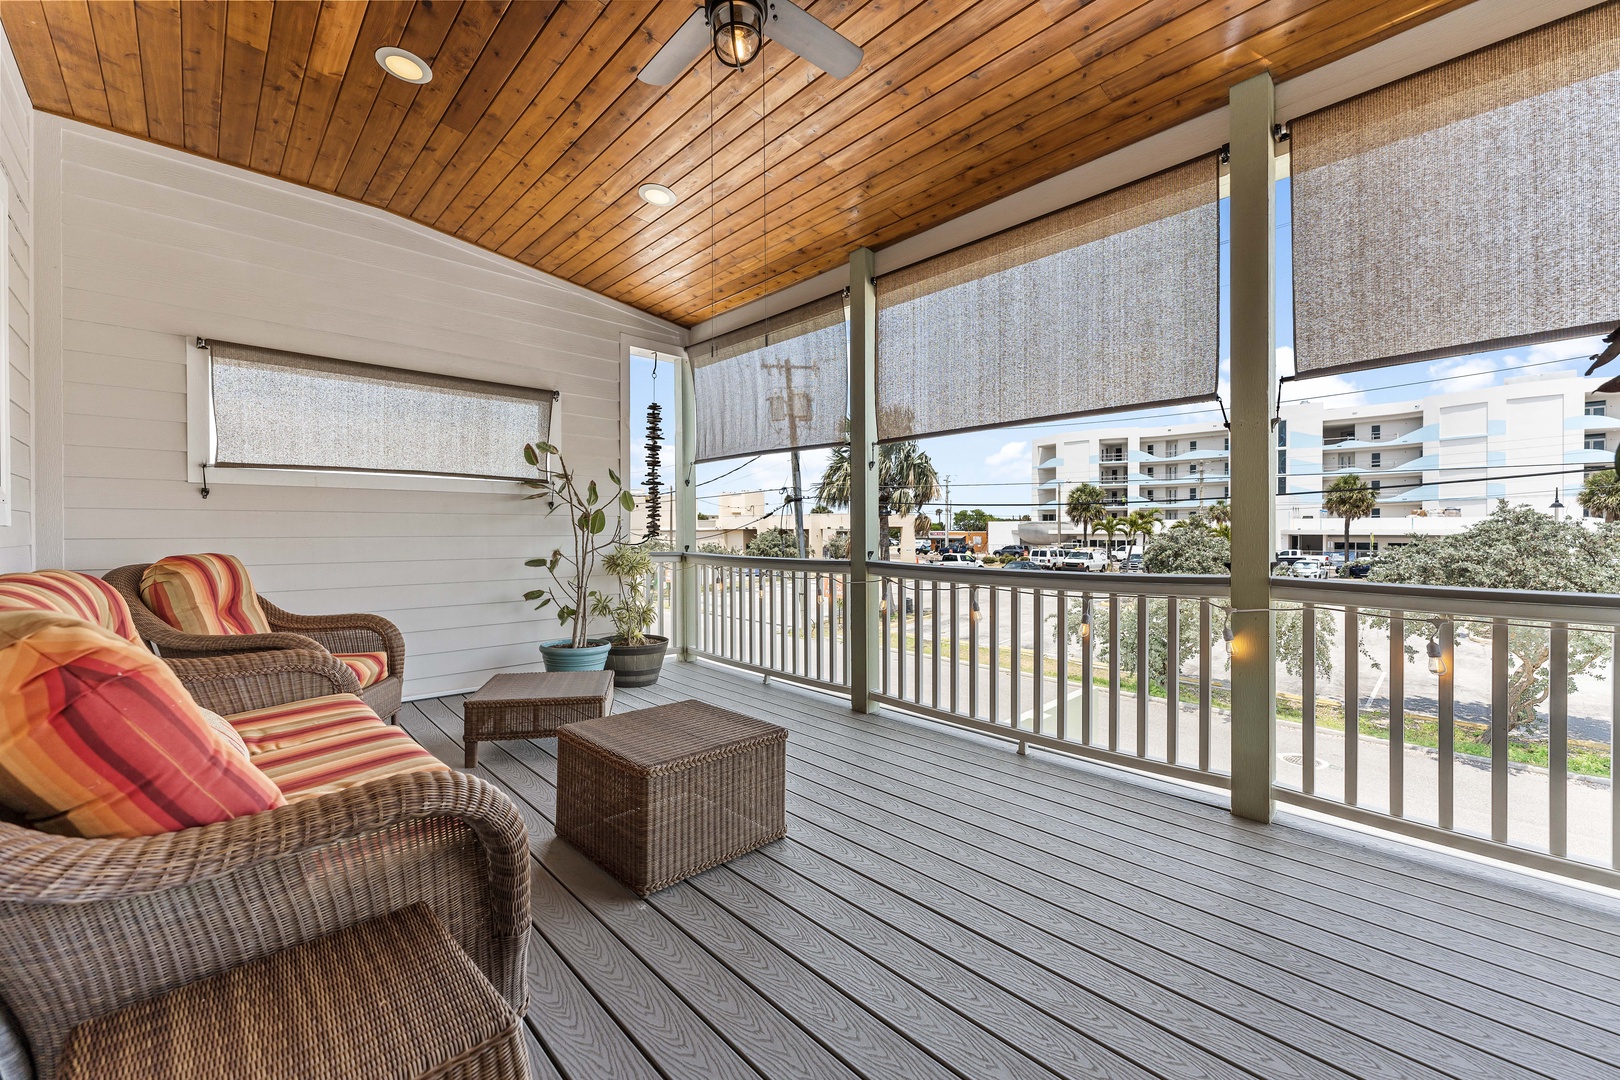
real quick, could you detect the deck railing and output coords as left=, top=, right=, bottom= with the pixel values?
left=650, top=552, right=1620, bottom=888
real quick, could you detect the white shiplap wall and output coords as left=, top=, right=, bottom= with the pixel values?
left=0, top=25, right=33, bottom=572
left=33, top=116, right=682, bottom=698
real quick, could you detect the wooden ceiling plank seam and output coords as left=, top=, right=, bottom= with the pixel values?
left=383, top=0, right=580, bottom=218
left=526, top=0, right=958, bottom=277
left=358, top=0, right=523, bottom=207
left=475, top=0, right=872, bottom=257
left=132, top=0, right=184, bottom=145
left=615, top=0, right=1321, bottom=306
left=334, top=0, right=472, bottom=198
left=305, top=0, right=423, bottom=191
left=563, top=0, right=1093, bottom=292
left=0, top=2, right=76, bottom=114
left=411, top=0, right=652, bottom=231
left=600, top=0, right=1171, bottom=303
left=1098, top=0, right=1334, bottom=102
left=85, top=0, right=147, bottom=136
left=40, top=0, right=113, bottom=127
left=248, top=0, right=323, bottom=174
left=216, top=0, right=275, bottom=167
left=179, top=0, right=227, bottom=157
left=653, top=0, right=1461, bottom=318
left=279, top=1, right=386, bottom=183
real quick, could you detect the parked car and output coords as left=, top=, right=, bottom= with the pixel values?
left=994, top=545, right=1028, bottom=558
left=945, top=542, right=969, bottom=554
left=916, top=541, right=933, bottom=554
left=1324, top=552, right=1347, bottom=567
left=1124, top=553, right=1144, bottom=573
left=1287, top=556, right=1332, bottom=579
left=1001, top=559, right=1038, bottom=571
left=1056, top=549, right=1110, bottom=572
left=1027, top=547, right=1062, bottom=569
left=938, top=551, right=982, bottom=568
left=1345, top=558, right=1376, bottom=579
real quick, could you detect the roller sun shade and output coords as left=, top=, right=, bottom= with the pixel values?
left=690, top=294, right=848, bottom=463
left=207, top=341, right=555, bottom=481
left=1292, top=4, right=1620, bottom=376
left=874, top=157, right=1220, bottom=443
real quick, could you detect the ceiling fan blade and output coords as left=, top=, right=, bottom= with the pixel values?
left=639, top=9, right=710, bottom=86
left=764, top=0, right=862, bottom=78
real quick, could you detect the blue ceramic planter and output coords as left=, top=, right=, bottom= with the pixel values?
left=538, top=638, right=612, bottom=672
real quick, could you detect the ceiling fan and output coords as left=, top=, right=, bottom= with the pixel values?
left=638, top=0, right=863, bottom=85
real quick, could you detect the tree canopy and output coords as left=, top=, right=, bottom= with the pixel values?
left=1143, top=524, right=1230, bottom=575
left=1323, top=474, right=1378, bottom=553
left=816, top=427, right=940, bottom=559
left=954, top=508, right=991, bottom=531
left=744, top=528, right=801, bottom=558
left=1065, top=484, right=1108, bottom=537
left=1578, top=469, right=1620, bottom=523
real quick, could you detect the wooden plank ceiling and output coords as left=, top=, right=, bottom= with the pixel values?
left=1, top=0, right=1470, bottom=327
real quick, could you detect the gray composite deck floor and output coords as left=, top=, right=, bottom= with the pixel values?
left=399, top=659, right=1620, bottom=1080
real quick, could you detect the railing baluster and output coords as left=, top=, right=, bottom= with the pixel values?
left=912, top=580, right=923, bottom=705
left=1612, top=628, right=1620, bottom=869
left=1389, top=610, right=1404, bottom=818
left=1491, top=616, right=1509, bottom=844
left=1302, top=603, right=1316, bottom=795
left=1081, top=592, right=1094, bottom=746
left=1108, top=594, right=1120, bottom=752
left=1166, top=597, right=1179, bottom=766
left=1032, top=588, right=1044, bottom=736
left=931, top=579, right=942, bottom=708
left=881, top=579, right=892, bottom=694
left=968, top=585, right=980, bottom=720
left=1011, top=587, right=1023, bottom=729
left=1439, top=619, right=1455, bottom=831
left=1345, top=606, right=1359, bottom=806
left=950, top=582, right=961, bottom=716
left=1055, top=591, right=1069, bottom=742
left=1136, top=595, right=1149, bottom=759
left=989, top=583, right=1000, bottom=724
left=1199, top=598, right=1211, bottom=773
left=732, top=567, right=741, bottom=661
left=1550, top=622, right=1568, bottom=858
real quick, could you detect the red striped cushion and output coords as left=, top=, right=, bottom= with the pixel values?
left=334, top=651, right=389, bottom=688
left=0, top=610, right=285, bottom=838
left=0, top=571, right=141, bottom=644
left=225, top=693, right=382, bottom=755
left=249, top=724, right=447, bottom=803
left=140, top=554, right=272, bottom=636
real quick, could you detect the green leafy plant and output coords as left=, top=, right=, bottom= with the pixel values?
left=520, top=441, right=635, bottom=649
left=594, top=543, right=659, bottom=646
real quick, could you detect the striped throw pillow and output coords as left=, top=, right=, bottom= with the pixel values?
left=334, top=651, right=390, bottom=688
left=140, top=553, right=273, bottom=636
left=0, top=570, right=141, bottom=644
left=0, top=610, right=285, bottom=838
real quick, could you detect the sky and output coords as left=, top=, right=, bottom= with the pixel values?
left=628, top=178, right=1606, bottom=522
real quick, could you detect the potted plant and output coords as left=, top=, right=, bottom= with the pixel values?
left=520, top=441, right=634, bottom=672
left=594, top=543, right=668, bottom=687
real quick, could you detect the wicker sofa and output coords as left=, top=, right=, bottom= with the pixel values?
left=106, top=560, right=406, bottom=722
left=0, top=572, right=531, bottom=1079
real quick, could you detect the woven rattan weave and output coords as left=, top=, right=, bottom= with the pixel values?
left=556, top=700, right=787, bottom=895
left=462, top=671, right=615, bottom=767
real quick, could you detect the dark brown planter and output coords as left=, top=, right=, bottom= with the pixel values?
left=605, top=635, right=669, bottom=687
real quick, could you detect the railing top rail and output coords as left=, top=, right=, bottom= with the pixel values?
left=870, top=560, right=1232, bottom=598
left=680, top=552, right=852, bottom=572
left=1272, top=577, right=1620, bottom=626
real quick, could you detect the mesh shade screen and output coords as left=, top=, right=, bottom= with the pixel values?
left=874, top=157, right=1219, bottom=442
left=208, top=341, right=555, bottom=481
left=691, top=294, right=847, bottom=463
left=1292, top=4, right=1620, bottom=375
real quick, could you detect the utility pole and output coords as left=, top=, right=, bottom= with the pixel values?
left=762, top=354, right=812, bottom=560
left=943, top=475, right=952, bottom=543
left=790, top=450, right=807, bottom=558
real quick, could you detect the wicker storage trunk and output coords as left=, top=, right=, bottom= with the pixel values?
left=462, top=671, right=614, bottom=767
left=556, top=701, right=787, bottom=895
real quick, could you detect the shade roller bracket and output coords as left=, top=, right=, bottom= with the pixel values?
left=1272, top=122, right=1290, bottom=143
left=199, top=463, right=210, bottom=500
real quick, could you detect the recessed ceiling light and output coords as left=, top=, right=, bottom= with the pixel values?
left=375, top=46, right=432, bottom=85
left=639, top=183, right=677, bottom=207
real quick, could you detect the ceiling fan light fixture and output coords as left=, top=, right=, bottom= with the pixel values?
left=711, top=0, right=764, bottom=69
left=375, top=46, right=432, bottom=85
left=639, top=183, right=678, bottom=207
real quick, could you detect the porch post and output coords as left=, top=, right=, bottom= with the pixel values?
left=848, top=247, right=880, bottom=712
left=675, top=352, right=699, bottom=661
left=1227, top=72, right=1278, bottom=822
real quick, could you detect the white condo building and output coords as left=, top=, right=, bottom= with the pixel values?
left=1024, top=374, right=1613, bottom=553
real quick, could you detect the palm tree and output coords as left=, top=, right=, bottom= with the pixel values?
left=1126, top=507, right=1163, bottom=552
left=1206, top=500, right=1232, bottom=527
left=816, top=430, right=941, bottom=560
left=1579, top=470, right=1620, bottom=523
left=1065, top=483, right=1107, bottom=544
left=1323, top=473, right=1378, bottom=556
left=1098, top=514, right=1127, bottom=555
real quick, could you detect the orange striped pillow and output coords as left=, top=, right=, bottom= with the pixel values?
left=140, top=553, right=272, bottom=636
left=0, top=570, right=141, bottom=644
left=0, top=610, right=285, bottom=838
left=334, top=651, right=389, bottom=688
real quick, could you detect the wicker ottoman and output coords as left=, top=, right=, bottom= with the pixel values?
left=462, top=671, right=614, bottom=767
left=556, top=701, right=787, bottom=896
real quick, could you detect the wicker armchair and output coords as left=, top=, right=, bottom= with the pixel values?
left=105, top=563, right=405, bottom=721
left=0, top=769, right=531, bottom=1080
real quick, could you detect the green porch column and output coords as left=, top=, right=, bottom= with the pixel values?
left=849, top=247, right=880, bottom=712
left=675, top=352, right=699, bottom=661
left=1228, top=72, right=1279, bottom=822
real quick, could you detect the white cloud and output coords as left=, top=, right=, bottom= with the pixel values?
left=985, top=441, right=1028, bottom=469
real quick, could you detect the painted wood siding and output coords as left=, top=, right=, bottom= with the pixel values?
left=0, top=25, right=34, bottom=572
left=35, top=116, right=680, bottom=698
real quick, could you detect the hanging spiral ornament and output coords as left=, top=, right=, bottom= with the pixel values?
left=644, top=401, right=664, bottom=541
